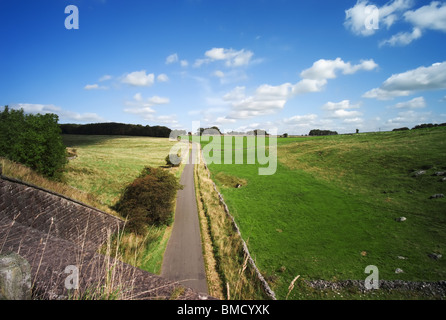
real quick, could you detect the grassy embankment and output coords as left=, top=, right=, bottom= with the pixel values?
left=2, top=134, right=184, bottom=275
left=194, top=144, right=272, bottom=300
left=201, top=127, right=446, bottom=299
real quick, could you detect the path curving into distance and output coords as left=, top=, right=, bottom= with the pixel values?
left=161, top=143, right=208, bottom=295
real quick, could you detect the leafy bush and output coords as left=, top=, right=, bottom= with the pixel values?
left=0, top=106, right=67, bottom=178
left=115, top=166, right=183, bottom=234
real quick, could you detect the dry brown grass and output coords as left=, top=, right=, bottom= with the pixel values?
left=1, top=157, right=120, bottom=217
left=194, top=148, right=225, bottom=299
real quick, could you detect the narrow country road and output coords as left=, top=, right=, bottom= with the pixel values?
left=161, top=143, right=208, bottom=294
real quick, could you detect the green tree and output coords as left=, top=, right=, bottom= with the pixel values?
left=0, top=106, right=67, bottom=178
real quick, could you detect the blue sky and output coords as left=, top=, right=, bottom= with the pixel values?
left=1, top=0, right=445, bottom=134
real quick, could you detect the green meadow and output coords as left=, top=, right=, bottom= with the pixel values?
left=62, top=135, right=178, bottom=207
left=62, top=135, right=181, bottom=274
left=201, top=127, right=446, bottom=299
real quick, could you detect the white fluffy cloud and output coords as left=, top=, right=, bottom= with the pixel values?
left=166, top=53, right=179, bottom=64
left=221, top=84, right=288, bottom=120
left=272, top=100, right=365, bottom=134
left=124, top=94, right=170, bottom=116
left=322, top=100, right=361, bottom=111
left=212, top=69, right=249, bottom=85
left=11, top=103, right=105, bottom=123
left=393, top=96, right=426, bottom=109
left=379, top=27, right=422, bottom=46
left=322, top=100, right=363, bottom=121
left=133, top=93, right=142, bottom=101
left=153, top=114, right=180, bottom=127
left=380, top=1, right=446, bottom=46
left=329, top=109, right=363, bottom=119
left=147, top=96, right=170, bottom=105
left=11, top=103, right=60, bottom=114
left=132, top=113, right=181, bottom=128
left=364, top=61, right=446, bottom=100
left=227, top=97, right=287, bottom=119
left=166, top=53, right=188, bottom=67
left=283, top=114, right=318, bottom=125
left=345, top=0, right=379, bottom=36
left=84, top=83, right=108, bottom=90
left=213, top=116, right=237, bottom=125
left=157, top=73, right=169, bottom=82
left=291, top=79, right=327, bottom=95
left=99, top=75, right=112, bottom=82
left=346, top=1, right=446, bottom=46
left=219, top=58, right=377, bottom=121
left=122, top=70, right=155, bottom=87
left=223, top=86, right=246, bottom=101
left=386, top=110, right=432, bottom=126
left=213, top=70, right=225, bottom=78
left=300, top=58, right=378, bottom=80
left=194, top=47, right=254, bottom=68
left=344, top=0, right=414, bottom=36
left=404, top=1, right=446, bottom=32
left=84, top=84, right=99, bottom=90
left=255, top=83, right=293, bottom=99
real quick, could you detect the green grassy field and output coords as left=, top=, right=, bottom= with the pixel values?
left=202, top=127, right=446, bottom=299
left=62, top=135, right=179, bottom=207
left=62, top=134, right=181, bottom=274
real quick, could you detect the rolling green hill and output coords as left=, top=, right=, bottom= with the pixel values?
left=202, top=127, right=446, bottom=299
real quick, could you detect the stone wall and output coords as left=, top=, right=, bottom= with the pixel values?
left=0, top=175, right=124, bottom=251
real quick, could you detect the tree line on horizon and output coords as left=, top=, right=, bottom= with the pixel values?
left=308, top=129, right=338, bottom=136
left=59, top=122, right=172, bottom=138
left=393, top=123, right=446, bottom=131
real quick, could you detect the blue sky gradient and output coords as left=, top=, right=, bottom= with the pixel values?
left=1, top=0, right=445, bottom=134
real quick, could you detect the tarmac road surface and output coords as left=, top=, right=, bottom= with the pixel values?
left=161, top=143, right=208, bottom=295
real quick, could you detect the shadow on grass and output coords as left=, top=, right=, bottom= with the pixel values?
left=61, top=134, right=117, bottom=148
